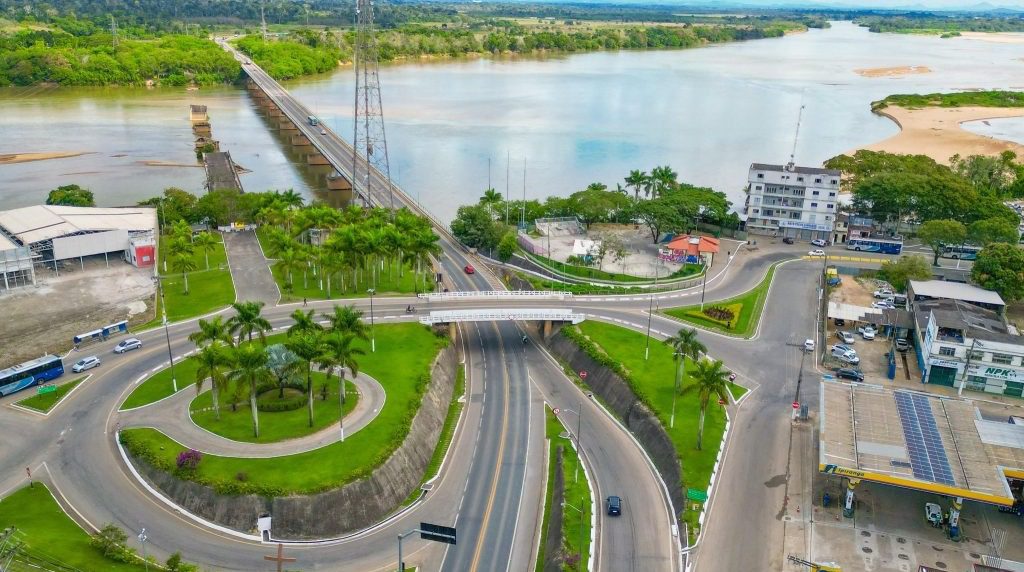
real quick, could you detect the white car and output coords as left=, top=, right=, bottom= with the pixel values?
left=320, top=129, right=327, bottom=135
left=872, top=301, right=895, bottom=310
left=836, top=331, right=856, bottom=344
left=811, top=238, right=828, bottom=247
left=114, top=338, right=142, bottom=354
left=808, top=249, right=826, bottom=257
left=804, top=339, right=816, bottom=352
left=72, top=356, right=101, bottom=372
left=873, top=289, right=894, bottom=299
left=858, top=326, right=877, bottom=340
left=831, top=348, right=860, bottom=365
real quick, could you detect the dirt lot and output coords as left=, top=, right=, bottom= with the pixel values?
left=0, top=256, right=156, bottom=369
left=831, top=274, right=885, bottom=308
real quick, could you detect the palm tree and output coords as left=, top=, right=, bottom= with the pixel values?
left=288, top=308, right=323, bottom=337
left=685, top=358, right=732, bottom=450
left=189, top=316, right=232, bottom=347
left=228, top=301, right=271, bottom=345
left=323, top=304, right=370, bottom=340
left=170, top=252, right=197, bottom=295
left=277, top=247, right=304, bottom=291
left=650, top=165, right=679, bottom=198
left=193, top=231, right=219, bottom=271
left=663, top=328, right=706, bottom=429
left=285, top=332, right=327, bottom=427
left=625, top=170, right=647, bottom=200
left=317, top=332, right=364, bottom=441
left=195, top=342, right=231, bottom=421
left=278, top=189, right=305, bottom=210
left=480, top=188, right=503, bottom=205
left=266, top=343, right=301, bottom=398
left=230, top=343, right=272, bottom=438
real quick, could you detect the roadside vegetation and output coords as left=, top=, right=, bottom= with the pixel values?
left=15, top=376, right=85, bottom=413
left=158, top=220, right=235, bottom=322
left=565, top=322, right=745, bottom=540
left=663, top=263, right=778, bottom=337
left=406, top=363, right=466, bottom=505
left=120, top=320, right=447, bottom=496
left=873, top=91, right=1024, bottom=111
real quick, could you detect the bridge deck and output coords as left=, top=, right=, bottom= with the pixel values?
left=419, top=309, right=586, bottom=325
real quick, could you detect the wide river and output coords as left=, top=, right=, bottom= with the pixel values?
left=2, top=21, right=1023, bottom=221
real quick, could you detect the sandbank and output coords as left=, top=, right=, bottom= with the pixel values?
left=0, top=151, right=92, bottom=165
left=852, top=105, right=1024, bottom=164
left=854, top=65, right=931, bottom=78
left=958, top=32, right=1024, bottom=45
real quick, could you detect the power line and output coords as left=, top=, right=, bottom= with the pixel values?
left=352, top=0, right=396, bottom=212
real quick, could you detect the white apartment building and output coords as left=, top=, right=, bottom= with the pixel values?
left=744, top=163, right=841, bottom=242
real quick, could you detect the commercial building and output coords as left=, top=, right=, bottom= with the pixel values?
left=908, top=280, right=1006, bottom=314
left=743, top=162, right=841, bottom=242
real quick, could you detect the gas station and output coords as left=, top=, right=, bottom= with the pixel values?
left=819, top=380, right=1024, bottom=543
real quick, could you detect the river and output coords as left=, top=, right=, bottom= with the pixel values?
left=2, top=21, right=1022, bottom=221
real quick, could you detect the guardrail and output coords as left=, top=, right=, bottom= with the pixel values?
left=417, top=290, right=573, bottom=301
left=419, top=308, right=586, bottom=325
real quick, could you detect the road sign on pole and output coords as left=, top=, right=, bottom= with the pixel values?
left=687, top=488, right=708, bottom=502
left=37, top=385, right=57, bottom=394
left=792, top=401, right=800, bottom=409
left=553, top=407, right=560, bottom=415
left=579, top=370, right=587, bottom=380
left=419, top=522, right=457, bottom=545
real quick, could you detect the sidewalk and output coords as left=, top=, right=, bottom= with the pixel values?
left=222, top=230, right=280, bottom=305
left=117, top=371, right=384, bottom=457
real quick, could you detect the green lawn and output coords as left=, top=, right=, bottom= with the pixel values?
left=120, top=355, right=202, bottom=410
left=189, top=374, right=358, bottom=443
left=526, top=251, right=702, bottom=284
left=120, top=323, right=448, bottom=496
left=158, top=235, right=235, bottom=322
left=543, top=406, right=592, bottom=572
left=663, top=262, right=777, bottom=338
left=571, top=322, right=744, bottom=541
left=15, top=377, right=85, bottom=413
left=271, top=259, right=432, bottom=302
left=0, top=484, right=147, bottom=571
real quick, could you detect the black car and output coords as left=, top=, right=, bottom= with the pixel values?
left=835, top=368, right=864, bottom=382
left=606, top=495, right=622, bottom=516
left=783, top=237, right=795, bottom=244
left=834, top=318, right=845, bottom=327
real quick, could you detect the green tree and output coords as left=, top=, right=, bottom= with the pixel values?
left=45, top=184, right=95, bottom=207
left=968, top=218, right=1019, bottom=246
left=229, top=343, right=272, bottom=438
left=876, top=255, right=932, bottom=293
left=972, top=243, right=1024, bottom=302
left=917, top=219, right=967, bottom=265
left=277, top=247, right=306, bottom=291
left=189, top=316, right=232, bottom=347
left=634, top=196, right=685, bottom=243
left=170, top=251, right=197, bottom=294
left=90, top=523, right=131, bottom=560
left=323, top=304, right=370, bottom=341
left=684, top=358, right=731, bottom=450
left=192, top=231, right=218, bottom=270
left=450, top=204, right=505, bottom=250
left=266, top=343, right=301, bottom=399
left=195, top=342, right=231, bottom=421
left=317, top=332, right=364, bottom=441
left=228, top=301, right=271, bottom=344
left=286, top=331, right=327, bottom=427
left=568, top=186, right=630, bottom=229
left=288, top=308, right=323, bottom=337
left=624, top=169, right=648, bottom=201
left=663, top=328, right=706, bottom=429
left=497, top=231, right=518, bottom=262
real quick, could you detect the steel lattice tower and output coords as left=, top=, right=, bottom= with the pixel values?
left=352, top=0, right=395, bottom=210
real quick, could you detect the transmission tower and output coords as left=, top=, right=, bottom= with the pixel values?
left=352, top=0, right=396, bottom=210
left=110, top=15, right=119, bottom=48
left=261, top=5, right=269, bottom=43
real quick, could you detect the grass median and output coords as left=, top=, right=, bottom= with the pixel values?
left=535, top=405, right=592, bottom=572
left=120, top=323, right=448, bottom=496
left=0, top=484, right=147, bottom=571
left=569, top=321, right=745, bottom=541
left=15, top=377, right=85, bottom=413
left=662, top=262, right=778, bottom=338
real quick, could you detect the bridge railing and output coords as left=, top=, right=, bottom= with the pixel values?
left=419, top=308, right=586, bottom=325
left=417, top=291, right=573, bottom=301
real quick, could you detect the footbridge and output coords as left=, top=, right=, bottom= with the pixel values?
left=419, top=308, right=585, bottom=337
left=418, top=291, right=573, bottom=302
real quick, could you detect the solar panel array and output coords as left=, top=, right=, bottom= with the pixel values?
left=894, top=392, right=956, bottom=486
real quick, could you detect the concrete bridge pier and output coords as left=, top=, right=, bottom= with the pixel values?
left=278, top=118, right=299, bottom=132
left=326, top=173, right=352, bottom=191
left=291, top=134, right=313, bottom=147
left=266, top=105, right=284, bottom=118
left=307, top=152, right=330, bottom=166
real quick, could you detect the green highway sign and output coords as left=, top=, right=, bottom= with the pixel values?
left=37, top=385, right=57, bottom=395
left=687, top=488, right=708, bottom=502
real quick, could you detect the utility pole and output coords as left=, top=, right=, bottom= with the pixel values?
left=521, top=158, right=527, bottom=230
left=110, top=16, right=119, bottom=48
left=261, top=5, right=269, bottom=43
left=505, top=151, right=511, bottom=225
left=352, top=0, right=396, bottom=212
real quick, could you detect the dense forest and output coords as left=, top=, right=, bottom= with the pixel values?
left=854, top=14, right=1024, bottom=34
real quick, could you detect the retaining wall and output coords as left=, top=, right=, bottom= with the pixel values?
left=127, top=339, right=459, bottom=539
left=542, top=445, right=566, bottom=572
left=546, top=332, right=685, bottom=516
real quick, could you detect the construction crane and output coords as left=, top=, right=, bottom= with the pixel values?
left=788, top=554, right=842, bottom=572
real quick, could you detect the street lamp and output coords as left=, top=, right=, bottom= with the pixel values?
left=670, top=350, right=682, bottom=429
left=561, top=500, right=586, bottom=572
left=559, top=402, right=583, bottom=484
left=137, top=528, right=149, bottom=572
left=367, top=288, right=376, bottom=353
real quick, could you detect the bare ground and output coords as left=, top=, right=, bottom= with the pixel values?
left=0, top=257, right=156, bottom=368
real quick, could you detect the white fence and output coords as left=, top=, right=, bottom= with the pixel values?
left=419, top=308, right=586, bottom=325
left=418, top=290, right=572, bottom=302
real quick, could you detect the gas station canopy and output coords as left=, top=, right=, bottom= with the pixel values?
left=820, top=380, right=1024, bottom=505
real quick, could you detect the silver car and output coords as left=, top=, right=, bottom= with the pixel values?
left=114, top=338, right=142, bottom=354
left=72, top=356, right=101, bottom=372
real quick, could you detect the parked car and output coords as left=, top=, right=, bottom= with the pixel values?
left=857, top=326, right=877, bottom=340
left=834, top=318, right=846, bottom=327
left=835, top=368, right=865, bottom=382
left=892, top=294, right=908, bottom=305
left=834, top=351, right=860, bottom=365
left=783, top=237, right=795, bottom=244
left=804, top=339, right=816, bottom=352
left=808, top=249, right=826, bottom=257
left=836, top=331, right=856, bottom=344
left=811, top=238, right=828, bottom=247
left=72, top=356, right=101, bottom=372
left=831, top=344, right=855, bottom=354
left=873, top=289, right=894, bottom=299
left=320, top=129, right=327, bottom=135
left=113, top=338, right=142, bottom=354
left=464, top=264, right=475, bottom=274
left=895, top=338, right=911, bottom=352
left=606, top=495, right=622, bottom=516
left=872, top=301, right=895, bottom=310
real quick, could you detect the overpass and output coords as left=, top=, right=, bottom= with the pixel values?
left=419, top=309, right=585, bottom=337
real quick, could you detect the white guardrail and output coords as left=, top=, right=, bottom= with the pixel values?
left=419, top=308, right=586, bottom=325
left=417, top=290, right=573, bottom=301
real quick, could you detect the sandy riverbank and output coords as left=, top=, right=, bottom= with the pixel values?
left=958, top=32, right=1024, bottom=45
left=854, top=65, right=931, bottom=78
left=0, top=151, right=92, bottom=164
left=852, top=105, right=1024, bottom=164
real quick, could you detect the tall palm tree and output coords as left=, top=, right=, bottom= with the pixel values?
left=625, top=170, right=647, bottom=200
left=278, top=189, right=305, bottom=210
left=230, top=343, right=272, bottom=438
left=650, top=165, right=679, bottom=198
left=192, top=231, right=219, bottom=271
left=228, top=301, right=271, bottom=345
left=195, top=342, right=231, bottom=421
left=285, top=331, right=327, bottom=427
left=288, top=308, right=323, bottom=337
left=277, top=247, right=305, bottom=291
left=189, top=316, right=232, bottom=348
left=170, top=252, right=197, bottom=295
left=663, top=328, right=706, bottom=429
left=317, top=332, right=364, bottom=441
left=323, top=304, right=369, bottom=340
left=685, top=358, right=732, bottom=450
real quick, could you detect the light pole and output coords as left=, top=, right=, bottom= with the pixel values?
left=561, top=500, right=586, bottom=572
left=559, top=402, right=583, bottom=484
left=367, top=288, right=376, bottom=353
left=137, top=528, right=149, bottom=572
left=157, top=278, right=177, bottom=393
left=644, top=294, right=654, bottom=361
left=699, top=263, right=708, bottom=312
left=670, top=350, right=682, bottom=429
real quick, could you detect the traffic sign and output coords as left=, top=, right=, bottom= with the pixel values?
left=419, top=522, right=456, bottom=545
left=579, top=371, right=588, bottom=380
left=686, top=488, right=708, bottom=502
left=553, top=407, right=560, bottom=415
left=792, top=401, right=800, bottom=409
left=37, top=385, right=57, bottom=395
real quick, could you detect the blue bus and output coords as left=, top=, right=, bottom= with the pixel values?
left=846, top=237, right=903, bottom=255
left=0, top=355, right=65, bottom=397
left=941, top=244, right=982, bottom=261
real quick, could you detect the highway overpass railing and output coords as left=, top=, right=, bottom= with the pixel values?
left=418, top=309, right=586, bottom=325
left=418, top=291, right=573, bottom=302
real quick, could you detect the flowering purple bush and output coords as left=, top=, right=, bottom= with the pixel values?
left=176, top=449, right=202, bottom=471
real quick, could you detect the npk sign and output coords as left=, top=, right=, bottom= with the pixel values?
left=968, top=364, right=1022, bottom=381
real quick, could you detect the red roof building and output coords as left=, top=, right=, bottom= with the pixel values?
left=661, top=235, right=720, bottom=266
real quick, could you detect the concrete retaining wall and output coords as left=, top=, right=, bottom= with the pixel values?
left=546, top=332, right=685, bottom=516
left=542, top=445, right=566, bottom=572
left=127, top=338, right=458, bottom=539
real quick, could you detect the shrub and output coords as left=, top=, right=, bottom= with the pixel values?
left=90, top=523, right=138, bottom=564
left=702, top=305, right=734, bottom=321
left=176, top=449, right=203, bottom=471
left=236, top=471, right=249, bottom=482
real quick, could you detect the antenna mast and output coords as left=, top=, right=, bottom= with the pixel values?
left=788, top=98, right=805, bottom=171
left=352, top=0, right=396, bottom=210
